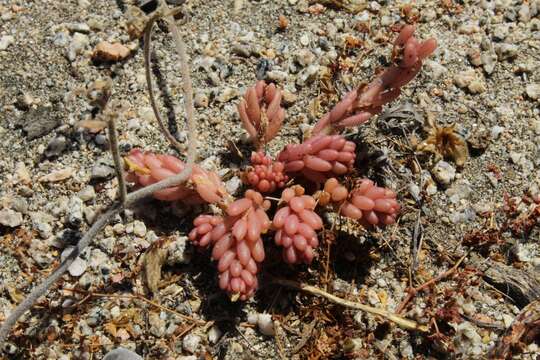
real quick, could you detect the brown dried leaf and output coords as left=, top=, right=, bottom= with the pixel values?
left=144, top=239, right=170, bottom=294
left=104, top=322, right=117, bottom=337
left=77, top=119, right=108, bottom=133
left=39, top=167, right=74, bottom=182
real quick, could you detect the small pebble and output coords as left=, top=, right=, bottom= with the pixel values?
left=525, top=83, right=540, bottom=101
left=0, top=208, right=23, bottom=227
left=432, top=160, right=456, bottom=185
left=67, top=196, right=84, bottom=227
left=0, top=35, right=15, bottom=50
left=182, top=334, right=201, bottom=353
left=78, top=186, right=96, bottom=202
left=132, top=220, right=147, bottom=237
left=257, top=313, right=275, bottom=336
left=61, top=247, right=88, bottom=277
left=208, top=326, right=222, bottom=344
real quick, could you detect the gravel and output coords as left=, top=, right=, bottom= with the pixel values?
left=1, top=0, right=539, bottom=359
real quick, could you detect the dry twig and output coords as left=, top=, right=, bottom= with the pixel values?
left=0, top=4, right=197, bottom=345
left=63, top=288, right=205, bottom=325
left=396, top=254, right=467, bottom=314
left=107, top=113, right=127, bottom=205
left=274, top=279, right=428, bottom=332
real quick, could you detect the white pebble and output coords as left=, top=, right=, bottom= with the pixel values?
left=182, top=334, right=201, bottom=353
left=257, top=313, right=275, bottom=336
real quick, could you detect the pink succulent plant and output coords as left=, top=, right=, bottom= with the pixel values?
left=125, top=149, right=229, bottom=204
left=244, top=151, right=289, bottom=193
left=237, top=80, right=286, bottom=150
left=189, top=190, right=271, bottom=300
left=272, top=186, right=323, bottom=264
left=312, top=25, right=437, bottom=135
left=277, top=134, right=356, bottom=183
left=321, top=178, right=400, bottom=226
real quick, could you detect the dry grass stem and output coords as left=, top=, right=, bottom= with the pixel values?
left=274, top=279, right=429, bottom=332
left=107, top=115, right=127, bottom=205
left=396, top=254, right=467, bottom=314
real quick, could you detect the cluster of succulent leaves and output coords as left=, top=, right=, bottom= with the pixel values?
left=125, top=25, right=437, bottom=300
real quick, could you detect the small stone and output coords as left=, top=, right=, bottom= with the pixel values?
left=492, top=25, right=509, bottom=41
left=296, top=48, right=316, bottom=67
left=166, top=235, right=190, bottom=265
left=519, top=4, right=531, bottom=22
left=282, top=90, right=297, bottom=106
left=495, top=43, right=518, bottom=61
left=45, top=135, right=67, bottom=158
left=225, top=176, right=242, bottom=195
left=256, top=58, right=272, bottom=80
left=509, top=151, right=522, bottom=164
left=78, top=186, right=96, bottom=202
left=257, top=313, right=275, bottom=336
left=132, top=220, right=146, bottom=237
left=491, top=126, right=504, bottom=139
left=296, top=64, right=319, bottom=87
left=0, top=35, right=14, bottom=50
left=194, top=92, right=209, bottom=108
left=102, top=348, right=143, bottom=360
left=432, top=161, right=456, bottom=185
left=426, top=60, right=448, bottom=79
left=66, top=22, right=91, bottom=34
left=468, top=80, right=486, bottom=94
left=0, top=208, right=23, bottom=227
left=91, top=163, right=115, bottom=180
left=208, top=325, right=222, bottom=344
left=467, top=49, right=482, bottom=67
left=67, top=33, right=89, bottom=61
left=266, top=70, right=288, bottom=82
left=502, top=314, right=514, bottom=328
left=182, top=334, right=201, bottom=353
left=39, top=167, right=74, bottom=182
left=14, top=162, right=31, bottom=185
left=148, top=312, right=166, bottom=337
left=481, top=52, right=497, bottom=74
left=93, top=41, right=130, bottom=62
left=62, top=248, right=88, bottom=277
left=67, top=197, right=84, bottom=227
left=454, top=69, right=476, bottom=89
left=525, top=84, right=540, bottom=101
left=299, top=33, right=310, bottom=46
left=217, top=87, right=239, bottom=103
left=231, top=43, right=252, bottom=57
left=458, top=23, right=480, bottom=34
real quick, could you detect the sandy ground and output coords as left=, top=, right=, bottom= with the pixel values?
left=0, top=0, right=539, bottom=359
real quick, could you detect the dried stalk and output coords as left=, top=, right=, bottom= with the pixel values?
left=396, top=254, right=467, bottom=314
left=144, top=2, right=197, bottom=161
left=0, top=4, right=198, bottom=345
left=107, top=115, right=127, bottom=205
left=274, top=279, right=429, bottom=332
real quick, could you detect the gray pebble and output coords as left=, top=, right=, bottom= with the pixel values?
left=45, top=135, right=67, bottom=158
left=67, top=196, right=84, bottom=227
left=91, top=163, right=115, bottom=180
left=183, top=334, right=202, bottom=353
left=0, top=35, right=14, bottom=50
left=525, top=83, right=540, bottom=100
left=78, top=185, right=96, bottom=202
left=102, top=347, right=142, bottom=360
left=432, top=160, right=456, bottom=185
left=0, top=208, right=23, bottom=227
